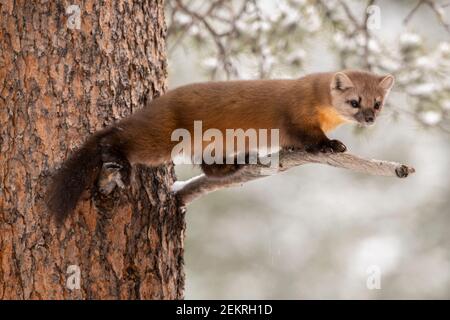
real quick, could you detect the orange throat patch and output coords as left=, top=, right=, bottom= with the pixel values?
left=317, top=107, right=348, bottom=132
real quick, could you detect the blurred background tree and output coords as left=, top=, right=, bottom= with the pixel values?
left=167, top=0, right=450, bottom=131
left=165, top=0, right=450, bottom=299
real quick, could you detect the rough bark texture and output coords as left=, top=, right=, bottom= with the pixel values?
left=0, top=0, right=185, bottom=299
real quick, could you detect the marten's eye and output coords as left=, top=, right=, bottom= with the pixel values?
left=349, top=99, right=359, bottom=108
left=374, top=101, right=381, bottom=110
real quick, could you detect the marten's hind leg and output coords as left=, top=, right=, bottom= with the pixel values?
left=201, top=163, right=243, bottom=178
left=98, top=130, right=132, bottom=192
left=200, top=154, right=254, bottom=178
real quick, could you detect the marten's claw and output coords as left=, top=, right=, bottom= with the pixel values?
left=98, top=162, right=126, bottom=194
left=103, top=162, right=123, bottom=170
left=319, top=145, right=334, bottom=153
left=306, top=139, right=347, bottom=154
left=328, top=139, right=347, bottom=153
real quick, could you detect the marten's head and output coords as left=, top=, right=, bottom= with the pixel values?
left=330, top=70, right=394, bottom=126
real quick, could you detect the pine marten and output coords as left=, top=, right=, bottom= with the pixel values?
left=46, top=70, right=394, bottom=221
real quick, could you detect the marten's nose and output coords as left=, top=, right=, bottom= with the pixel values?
left=365, top=116, right=374, bottom=123
left=364, top=110, right=375, bottom=124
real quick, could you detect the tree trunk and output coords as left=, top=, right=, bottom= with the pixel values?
left=0, top=0, right=185, bottom=299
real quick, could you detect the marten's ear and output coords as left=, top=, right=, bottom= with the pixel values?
left=379, top=74, right=395, bottom=91
left=332, top=72, right=354, bottom=91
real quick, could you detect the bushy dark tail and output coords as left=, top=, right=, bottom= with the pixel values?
left=46, top=127, right=127, bottom=223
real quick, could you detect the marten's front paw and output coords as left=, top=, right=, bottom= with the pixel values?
left=327, top=139, right=347, bottom=153
left=306, top=139, right=347, bottom=154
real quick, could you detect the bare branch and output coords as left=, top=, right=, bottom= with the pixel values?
left=403, top=0, right=425, bottom=25
left=426, top=0, right=450, bottom=34
left=172, top=150, right=415, bottom=206
left=403, top=0, right=450, bottom=33
left=338, top=0, right=362, bottom=28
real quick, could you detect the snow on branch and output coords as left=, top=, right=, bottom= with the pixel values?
left=172, top=149, right=415, bottom=205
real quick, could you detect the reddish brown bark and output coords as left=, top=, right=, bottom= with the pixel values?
left=0, top=0, right=185, bottom=299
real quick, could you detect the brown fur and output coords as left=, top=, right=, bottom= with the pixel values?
left=47, top=70, right=394, bottom=221
left=116, top=69, right=393, bottom=163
